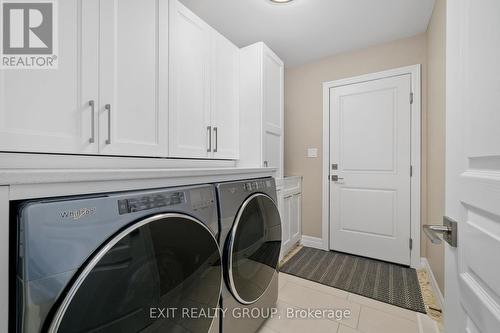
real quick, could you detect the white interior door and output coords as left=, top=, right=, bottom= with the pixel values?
left=99, top=0, right=168, bottom=157
left=444, top=0, right=500, bottom=332
left=329, top=74, right=412, bottom=265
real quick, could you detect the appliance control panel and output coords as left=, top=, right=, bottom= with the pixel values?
left=118, top=192, right=185, bottom=214
left=243, top=179, right=273, bottom=191
left=189, top=187, right=215, bottom=211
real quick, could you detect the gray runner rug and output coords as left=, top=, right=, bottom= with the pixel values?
left=280, top=247, right=426, bottom=313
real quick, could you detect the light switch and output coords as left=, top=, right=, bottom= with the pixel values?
left=307, top=148, right=318, bottom=158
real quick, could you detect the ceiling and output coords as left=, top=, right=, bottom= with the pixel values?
left=180, top=0, right=435, bottom=67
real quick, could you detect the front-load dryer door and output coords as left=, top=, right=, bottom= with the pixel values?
left=46, top=213, right=222, bottom=333
left=226, top=193, right=282, bottom=305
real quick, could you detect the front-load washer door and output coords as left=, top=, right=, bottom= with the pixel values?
left=46, top=213, right=221, bottom=333
left=226, top=193, right=282, bottom=305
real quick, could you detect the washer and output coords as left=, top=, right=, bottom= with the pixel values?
left=216, top=177, right=282, bottom=333
left=14, top=185, right=222, bottom=333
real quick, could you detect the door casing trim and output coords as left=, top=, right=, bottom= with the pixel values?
left=321, top=64, right=422, bottom=268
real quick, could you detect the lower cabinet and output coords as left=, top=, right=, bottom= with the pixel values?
left=278, top=177, right=302, bottom=259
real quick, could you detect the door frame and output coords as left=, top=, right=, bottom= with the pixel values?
left=321, top=64, right=422, bottom=268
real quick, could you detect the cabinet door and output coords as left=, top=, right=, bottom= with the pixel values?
left=0, top=0, right=99, bottom=154
left=262, top=46, right=284, bottom=176
left=281, top=195, right=292, bottom=255
left=290, top=193, right=302, bottom=244
left=99, top=0, right=168, bottom=157
left=169, top=0, right=211, bottom=158
left=211, top=30, right=239, bottom=160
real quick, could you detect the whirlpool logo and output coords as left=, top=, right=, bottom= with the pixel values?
left=1, top=0, right=58, bottom=69
left=60, top=207, right=96, bottom=221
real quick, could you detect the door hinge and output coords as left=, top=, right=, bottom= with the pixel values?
left=409, top=238, right=413, bottom=250
left=410, top=92, right=414, bottom=105
left=410, top=165, right=413, bottom=177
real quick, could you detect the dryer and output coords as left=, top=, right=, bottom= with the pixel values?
left=216, top=178, right=282, bottom=333
left=14, top=185, right=222, bottom=333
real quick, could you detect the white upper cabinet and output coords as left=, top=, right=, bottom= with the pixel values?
left=211, top=30, right=239, bottom=160
left=169, top=0, right=239, bottom=160
left=239, top=42, right=284, bottom=177
left=0, top=0, right=240, bottom=161
left=263, top=49, right=284, bottom=175
left=169, top=0, right=211, bottom=158
left=0, top=0, right=99, bottom=154
left=99, top=0, right=168, bottom=157
left=0, top=0, right=168, bottom=157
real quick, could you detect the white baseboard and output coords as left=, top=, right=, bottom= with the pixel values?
left=301, top=235, right=324, bottom=249
left=421, top=257, right=444, bottom=310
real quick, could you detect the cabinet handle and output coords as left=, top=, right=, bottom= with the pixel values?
left=88, top=100, right=95, bottom=143
left=213, top=127, right=218, bottom=153
left=105, top=104, right=111, bottom=144
left=207, top=126, right=212, bottom=152
left=264, top=161, right=269, bottom=167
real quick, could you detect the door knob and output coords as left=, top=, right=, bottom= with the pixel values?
left=423, top=225, right=450, bottom=244
left=331, top=175, right=344, bottom=182
left=423, top=216, right=458, bottom=247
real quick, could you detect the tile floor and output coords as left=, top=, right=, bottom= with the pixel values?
left=417, top=269, right=444, bottom=331
left=257, top=273, right=439, bottom=333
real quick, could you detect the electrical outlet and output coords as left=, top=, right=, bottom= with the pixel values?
left=307, top=148, right=318, bottom=158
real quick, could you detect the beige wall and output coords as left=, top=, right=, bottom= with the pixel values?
left=284, top=33, right=428, bottom=254
left=425, top=0, right=446, bottom=294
